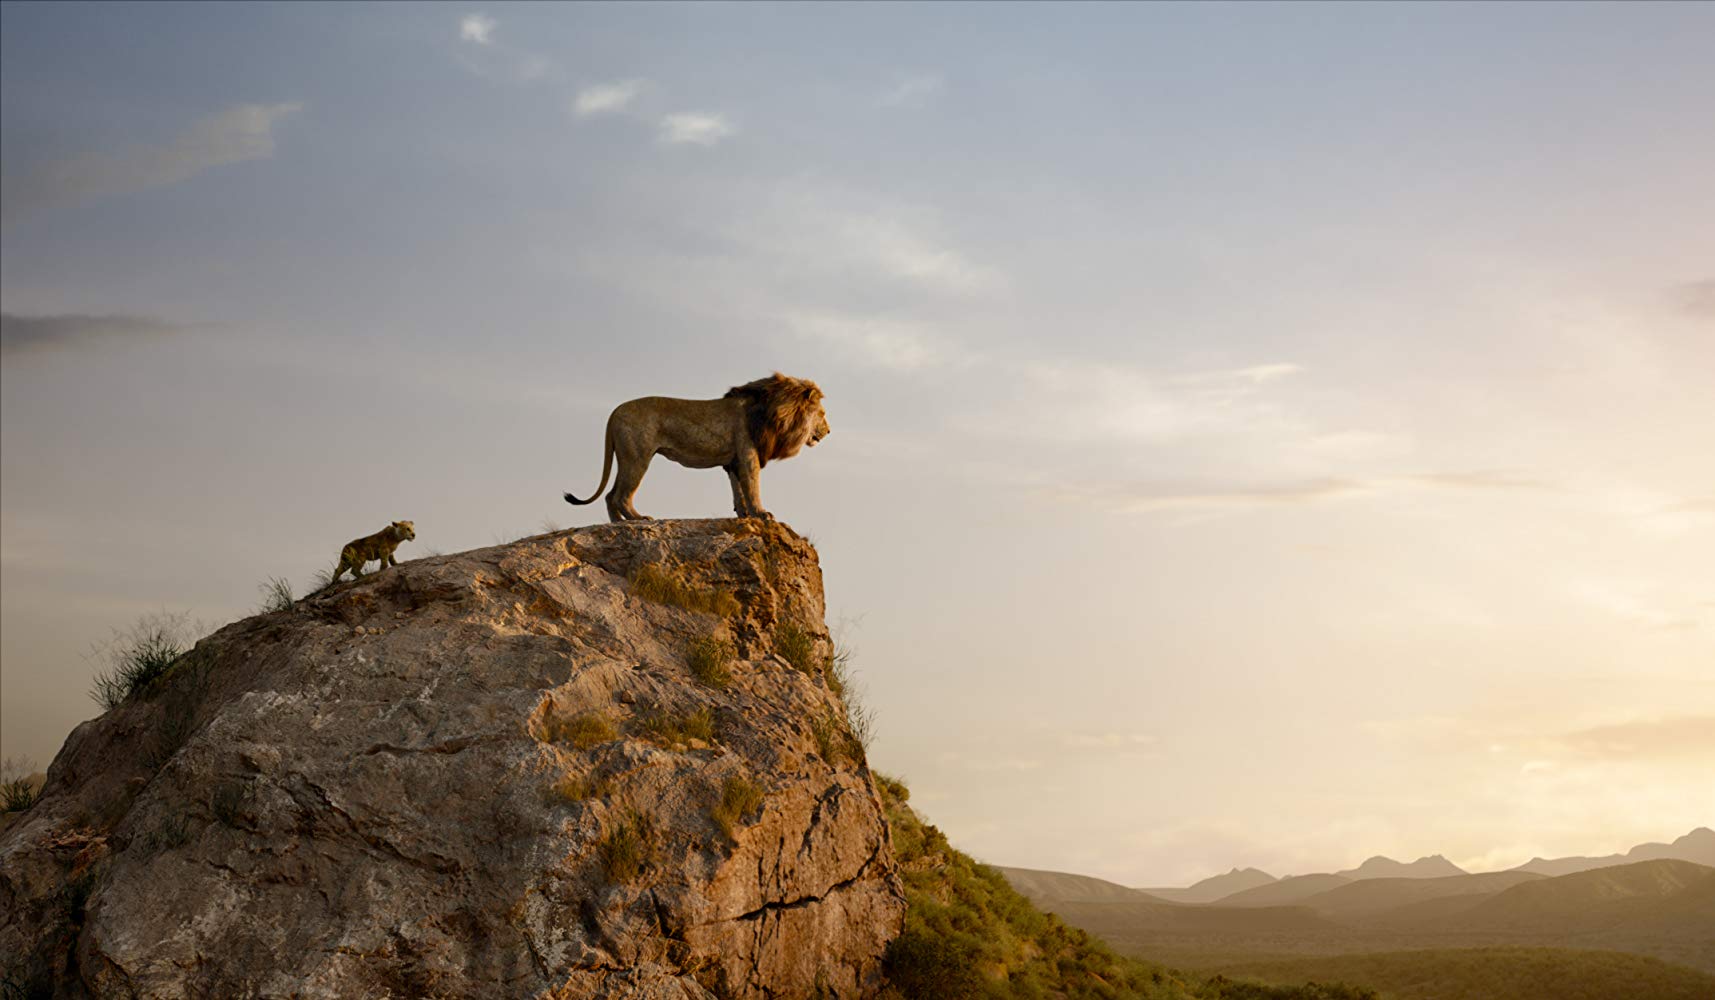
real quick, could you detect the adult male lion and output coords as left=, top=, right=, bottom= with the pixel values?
left=564, top=373, right=829, bottom=522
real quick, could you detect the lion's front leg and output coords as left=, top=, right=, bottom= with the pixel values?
left=735, top=451, right=771, bottom=520
left=724, top=463, right=750, bottom=518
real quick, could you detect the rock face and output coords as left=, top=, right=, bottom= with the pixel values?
left=0, top=520, right=904, bottom=998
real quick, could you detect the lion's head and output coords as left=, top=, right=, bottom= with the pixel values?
left=726, top=373, right=829, bottom=466
left=391, top=520, right=416, bottom=541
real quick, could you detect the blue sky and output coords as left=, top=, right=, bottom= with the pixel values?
left=3, top=2, right=1712, bottom=883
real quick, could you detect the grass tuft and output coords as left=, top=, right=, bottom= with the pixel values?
left=542, top=712, right=618, bottom=750
left=1, top=756, right=40, bottom=813
left=546, top=771, right=611, bottom=806
left=809, top=710, right=853, bottom=767
left=600, top=810, right=657, bottom=882
left=88, top=614, right=192, bottom=711
left=773, top=621, right=818, bottom=673
left=635, top=706, right=717, bottom=747
left=630, top=563, right=741, bottom=618
left=710, top=774, right=764, bottom=840
left=257, top=576, right=295, bottom=613
left=686, top=634, right=734, bottom=689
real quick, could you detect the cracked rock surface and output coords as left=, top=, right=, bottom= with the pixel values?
left=0, top=519, right=904, bottom=998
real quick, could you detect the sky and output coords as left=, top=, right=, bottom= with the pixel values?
left=2, top=1, right=1711, bottom=886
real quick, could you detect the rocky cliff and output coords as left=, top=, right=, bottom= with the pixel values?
left=0, top=520, right=904, bottom=999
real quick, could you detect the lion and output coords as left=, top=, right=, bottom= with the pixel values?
left=564, top=373, right=829, bottom=522
left=331, top=520, right=415, bottom=582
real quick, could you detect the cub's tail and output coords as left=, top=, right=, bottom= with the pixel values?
left=564, top=420, right=616, bottom=506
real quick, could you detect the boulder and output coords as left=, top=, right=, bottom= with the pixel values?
left=0, top=519, right=903, bottom=998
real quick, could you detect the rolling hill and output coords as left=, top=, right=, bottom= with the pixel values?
left=1214, top=873, right=1354, bottom=907
left=1212, top=947, right=1715, bottom=1000
left=1143, top=867, right=1278, bottom=904
left=997, top=866, right=1169, bottom=904
left=1512, top=826, right=1715, bottom=877
left=1293, top=871, right=1545, bottom=921
left=1335, top=855, right=1466, bottom=880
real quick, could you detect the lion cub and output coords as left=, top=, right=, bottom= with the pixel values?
left=331, top=520, right=415, bottom=582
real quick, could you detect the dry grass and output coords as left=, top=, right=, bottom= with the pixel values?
left=809, top=710, right=853, bottom=767
left=710, top=774, right=765, bottom=840
left=630, top=563, right=741, bottom=618
left=542, top=712, right=617, bottom=750
left=773, top=620, right=819, bottom=674
left=685, top=634, right=734, bottom=689
left=546, top=771, right=611, bottom=806
left=600, top=810, right=657, bottom=882
left=257, top=576, right=295, bottom=613
left=635, top=706, right=717, bottom=747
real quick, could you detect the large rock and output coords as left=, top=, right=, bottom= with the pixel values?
left=0, top=520, right=904, bottom=998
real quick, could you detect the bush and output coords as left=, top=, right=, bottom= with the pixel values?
left=543, top=712, right=617, bottom=750
left=773, top=621, right=818, bottom=673
left=686, top=634, right=734, bottom=689
left=257, top=576, right=295, bottom=613
left=630, top=563, right=741, bottom=617
left=710, top=774, right=764, bottom=840
left=88, top=613, right=193, bottom=711
left=600, top=810, right=657, bottom=882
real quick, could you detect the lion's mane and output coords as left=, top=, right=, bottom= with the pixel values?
left=724, top=373, right=825, bottom=467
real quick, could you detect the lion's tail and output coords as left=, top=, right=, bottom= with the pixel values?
left=564, top=419, right=615, bottom=506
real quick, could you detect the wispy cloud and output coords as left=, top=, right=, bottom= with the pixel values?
left=1072, top=477, right=1374, bottom=514
left=1, top=313, right=180, bottom=355
left=658, top=112, right=735, bottom=147
left=2, top=103, right=302, bottom=224
left=878, top=72, right=945, bottom=108
left=784, top=311, right=948, bottom=372
left=459, top=13, right=496, bottom=45
left=1671, top=279, right=1715, bottom=319
left=1561, top=716, right=1715, bottom=760
left=573, top=79, right=646, bottom=118
left=1568, top=577, right=1698, bottom=631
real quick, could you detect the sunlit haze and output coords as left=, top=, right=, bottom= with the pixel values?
left=3, top=2, right=1711, bottom=887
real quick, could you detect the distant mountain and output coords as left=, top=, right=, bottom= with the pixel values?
left=1457, top=858, right=1715, bottom=933
left=1296, top=871, right=1544, bottom=920
left=1142, top=867, right=1277, bottom=904
left=1336, top=854, right=1467, bottom=880
left=995, top=866, right=1168, bottom=905
left=1513, top=827, right=1715, bottom=877
left=1215, top=873, right=1352, bottom=907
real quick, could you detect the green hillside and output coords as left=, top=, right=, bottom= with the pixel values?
left=873, top=774, right=1375, bottom=1000
left=1213, top=947, right=1715, bottom=1000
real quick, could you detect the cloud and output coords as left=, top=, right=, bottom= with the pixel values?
left=784, top=311, right=948, bottom=371
left=1396, top=470, right=1551, bottom=491
left=459, top=13, right=496, bottom=45
left=1568, top=577, right=1697, bottom=631
left=1075, top=477, right=1374, bottom=514
left=658, top=112, right=735, bottom=147
left=878, top=73, right=945, bottom=108
left=573, top=80, right=645, bottom=118
left=2, top=103, right=302, bottom=224
left=1672, top=279, right=1715, bottom=319
left=1561, top=716, right=1715, bottom=760
left=1, top=313, right=179, bottom=354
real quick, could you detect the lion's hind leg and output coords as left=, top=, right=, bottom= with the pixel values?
left=609, top=451, right=654, bottom=521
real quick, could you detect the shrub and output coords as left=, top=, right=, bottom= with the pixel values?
left=630, top=563, right=741, bottom=617
left=710, top=774, right=764, bottom=840
left=257, top=576, right=295, bottom=613
left=773, top=621, right=818, bottom=673
left=635, top=706, right=717, bottom=747
left=543, top=712, right=617, bottom=749
left=88, top=613, right=192, bottom=711
left=600, top=810, right=657, bottom=882
left=686, top=634, right=734, bottom=689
